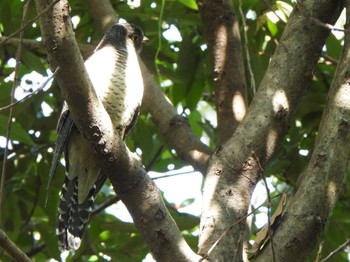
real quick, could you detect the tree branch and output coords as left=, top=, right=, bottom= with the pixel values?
left=256, top=2, right=350, bottom=260
left=84, top=0, right=118, bottom=32
left=198, top=0, right=248, bottom=145
left=0, top=230, right=32, bottom=262
left=141, top=61, right=212, bottom=174
left=34, top=0, right=200, bottom=260
left=85, top=0, right=212, bottom=174
left=198, top=0, right=343, bottom=260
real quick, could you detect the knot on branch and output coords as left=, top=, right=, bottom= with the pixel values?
left=169, top=115, right=189, bottom=129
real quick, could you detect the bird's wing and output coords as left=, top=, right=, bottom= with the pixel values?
left=46, top=102, right=74, bottom=203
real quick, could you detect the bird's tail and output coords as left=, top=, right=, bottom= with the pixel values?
left=56, top=174, right=106, bottom=251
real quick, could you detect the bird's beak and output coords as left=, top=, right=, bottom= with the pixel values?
left=142, top=36, right=149, bottom=44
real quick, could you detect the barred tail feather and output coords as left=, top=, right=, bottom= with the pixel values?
left=57, top=175, right=102, bottom=251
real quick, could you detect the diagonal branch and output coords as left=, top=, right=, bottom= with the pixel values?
left=34, top=0, right=201, bottom=260
left=0, top=230, right=32, bottom=262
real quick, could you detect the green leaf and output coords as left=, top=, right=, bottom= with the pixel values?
left=177, top=0, right=198, bottom=10
left=0, top=115, right=34, bottom=145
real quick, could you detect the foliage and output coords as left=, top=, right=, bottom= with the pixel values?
left=0, top=0, right=349, bottom=261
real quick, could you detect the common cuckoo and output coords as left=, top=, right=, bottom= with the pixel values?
left=48, top=22, right=146, bottom=251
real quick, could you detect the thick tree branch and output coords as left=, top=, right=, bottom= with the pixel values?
left=198, top=0, right=248, bottom=145
left=34, top=0, right=200, bottom=261
left=0, top=36, right=98, bottom=61
left=85, top=0, right=118, bottom=33
left=85, top=0, right=212, bottom=174
left=0, top=230, right=32, bottom=262
left=256, top=3, right=350, bottom=261
left=198, top=0, right=343, bottom=260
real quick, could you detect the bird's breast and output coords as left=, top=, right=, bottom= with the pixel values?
left=84, top=44, right=144, bottom=129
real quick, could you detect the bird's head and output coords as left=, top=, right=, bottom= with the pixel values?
left=97, top=22, right=147, bottom=53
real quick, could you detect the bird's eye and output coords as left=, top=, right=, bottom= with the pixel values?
left=132, top=34, right=139, bottom=43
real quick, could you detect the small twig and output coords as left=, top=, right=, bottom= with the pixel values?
left=91, top=195, right=120, bottom=217
left=233, top=234, right=242, bottom=262
left=315, top=241, right=324, bottom=262
left=311, top=18, right=348, bottom=32
left=0, top=67, right=59, bottom=112
left=0, top=229, right=32, bottom=262
left=253, top=152, right=276, bottom=262
left=21, top=174, right=41, bottom=230
left=321, top=239, right=350, bottom=262
left=26, top=243, right=45, bottom=257
left=0, top=0, right=60, bottom=46
left=154, top=0, right=165, bottom=84
left=91, top=169, right=196, bottom=216
left=145, top=146, right=164, bottom=171
left=152, top=170, right=196, bottom=180
left=238, top=0, right=256, bottom=95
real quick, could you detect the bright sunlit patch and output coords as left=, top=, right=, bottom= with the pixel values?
left=246, top=10, right=257, bottom=20
left=170, top=44, right=180, bottom=52
left=272, top=89, right=289, bottom=113
left=335, top=83, right=350, bottom=109
left=299, top=149, right=309, bottom=156
left=98, top=252, right=111, bottom=261
left=34, top=131, right=41, bottom=138
left=251, top=177, right=276, bottom=228
left=106, top=201, right=133, bottom=222
left=266, top=129, right=278, bottom=157
left=160, top=79, right=173, bottom=88
left=71, top=16, right=80, bottom=29
left=197, top=101, right=217, bottom=127
left=7, top=58, right=16, bottom=68
left=127, top=0, right=141, bottom=8
left=332, top=8, right=346, bottom=40
left=150, top=2, right=156, bottom=8
left=184, top=108, right=191, bottom=115
left=0, top=136, right=12, bottom=149
left=167, top=164, right=175, bottom=170
left=41, top=101, right=54, bottom=117
left=200, top=44, right=207, bottom=51
left=163, top=24, right=182, bottom=42
left=143, top=253, right=156, bottom=262
left=32, top=22, right=37, bottom=28
left=33, top=231, right=41, bottom=240
left=232, top=92, right=246, bottom=121
left=36, top=153, right=42, bottom=162
left=136, top=147, right=142, bottom=155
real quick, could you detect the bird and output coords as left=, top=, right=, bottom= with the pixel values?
left=48, top=22, right=147, bottom=251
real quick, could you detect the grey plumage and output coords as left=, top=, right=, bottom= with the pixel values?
left=49, top=22, right=146, bottom=251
